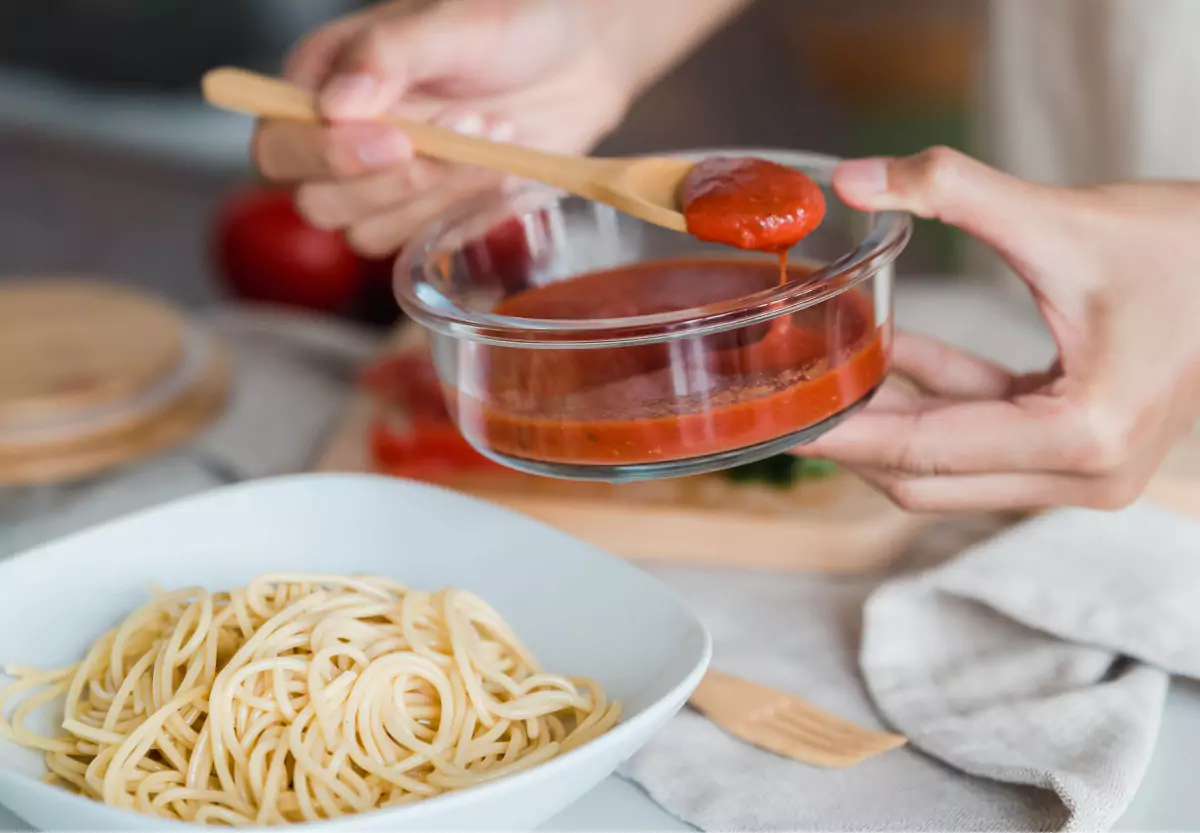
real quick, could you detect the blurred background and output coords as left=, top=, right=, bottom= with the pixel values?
left=0, top=0, right=985, bottom=326
left=2, top=0, right=1195, bottom=546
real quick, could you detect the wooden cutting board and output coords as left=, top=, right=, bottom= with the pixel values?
left=311, top=325, right=1200, bottom=573
left=311, top=325, right=893, bottom=574
left=313, top=388, right=932, bottom=574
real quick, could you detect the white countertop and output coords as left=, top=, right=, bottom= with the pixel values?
left=0, top=67, right=253, bottom=173
left=0, top=677, right=1198, bottom=833
left=0, top=284, right=1196, bottom=830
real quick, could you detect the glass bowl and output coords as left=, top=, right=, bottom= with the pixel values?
left=394, top=148, right=912, bottom=483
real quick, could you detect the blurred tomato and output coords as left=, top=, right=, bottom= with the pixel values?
left=359, top=351, right=448, bottom=422
left=462, top=215, right=541, bottom=293
left=360, top=254, right=398, bottom=285
left=354, top=253, right=403, bottom=326
left=368, top=418, right=503, bottom=479
left=211, top=185, right=365, bottom=312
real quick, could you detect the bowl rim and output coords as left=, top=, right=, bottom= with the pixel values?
left=0, top=473, right=713, bottom=831
left=393, top=147, right=912, bottom=348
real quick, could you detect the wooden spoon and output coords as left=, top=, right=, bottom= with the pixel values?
left=201, top=67, right=691, bottom=233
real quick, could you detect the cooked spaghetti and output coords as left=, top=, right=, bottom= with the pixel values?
left=0, top=573, right=620, bottom=825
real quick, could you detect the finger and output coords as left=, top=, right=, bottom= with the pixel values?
left=832, top=147, right=1070, bottom=284
left=851, top=466, right=1142, bottom=513
left=296, top=110, right=517, bottom=229
left=801, top=395, right=1085, bottom=476
left=891, top=331, right=1016, bottom=400
left=1009, top=360, right=1064, bottom=397
left=786, top=380, right=938, bottom=461
left=859, top=379, right=931, bottom=413
left=345, top=168, right=507, bottom=257
left=283, top=9, right=376, bottom=88
left=253, top=121, right=413, bottom=182
left=318, top=2, right=488, bottom=120
left=295, top=158, right=447, bottom=230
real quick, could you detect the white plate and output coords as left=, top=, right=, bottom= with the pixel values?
left=0, top=473, right=711, bottom=830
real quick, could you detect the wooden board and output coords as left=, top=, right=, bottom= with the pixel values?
left=312, top=326, right=934, bottom=574
left=314, top=325, right=1200, bottom=572
left=313, top=392, right=930, bottom=573
left=1145, top=437, right=1200, bottom=517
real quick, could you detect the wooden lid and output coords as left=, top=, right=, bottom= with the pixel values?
left=0, top=345, right=230, bottom=486
left=0, top=280, right=232, bottom=485
left=0, top=281, right=186, bottom=427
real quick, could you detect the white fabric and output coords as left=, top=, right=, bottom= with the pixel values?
left=984, top=0, right=1200, bottom=186
left=971, top=0, right=1200, bottom=292
left=623, top=504, right=1200, bottom=831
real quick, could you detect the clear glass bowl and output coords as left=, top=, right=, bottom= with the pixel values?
left=394, top=148, right=912, bottom=483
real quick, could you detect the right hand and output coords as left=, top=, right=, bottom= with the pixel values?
left=802, top=147, right=1200, bottom=512
left=253, top=0, right=634, bottom=257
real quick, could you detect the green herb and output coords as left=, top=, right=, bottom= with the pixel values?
left=721, top=454, right=838, bottom=487
left=794, top=457, right=839, bottom=478
left=724, top=462, right=762, bottom=484
left=760, top=454, right=798, bottom=487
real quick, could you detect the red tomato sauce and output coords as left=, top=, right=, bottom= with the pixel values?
left=452, top=258, right=888, bottom=467
left=680, top=157, right=826, bottom=255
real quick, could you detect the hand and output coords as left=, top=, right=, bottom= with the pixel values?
left=252, top=0, right=634, bottom=257
left=803, top=147, right=1200, bottom=512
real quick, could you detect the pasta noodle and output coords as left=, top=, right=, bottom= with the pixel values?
left=0, top=573, right=620, bottom=825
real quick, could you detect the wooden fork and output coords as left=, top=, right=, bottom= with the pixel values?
left=688, top=670, right=906, bottom=768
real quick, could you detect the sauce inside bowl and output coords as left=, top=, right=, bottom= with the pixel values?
left=451, top=257, right=888, bottom=468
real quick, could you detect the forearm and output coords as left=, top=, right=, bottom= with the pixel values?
left=588, top=0, right=754, bottom=101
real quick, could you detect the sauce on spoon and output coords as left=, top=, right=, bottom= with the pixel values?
left=680, top=157, right=826, bottom=281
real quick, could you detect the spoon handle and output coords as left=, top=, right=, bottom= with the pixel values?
left=201, top=67, right=608, bottom=194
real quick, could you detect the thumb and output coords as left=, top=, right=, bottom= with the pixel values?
left=832, top=146, right=1062, bottom=259
left=318, top=4, right=470, bottom=120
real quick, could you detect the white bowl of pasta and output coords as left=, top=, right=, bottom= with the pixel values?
left=0, top=473, right=710, bottom=830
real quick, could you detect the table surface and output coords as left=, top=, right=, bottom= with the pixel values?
left=1, top=282, right=1197, bottom=830
left=0, top=678, right=1198, bottom=831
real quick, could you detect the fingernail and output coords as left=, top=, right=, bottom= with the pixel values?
left=451, top=113, right=485, bottom=136
left=488, top=120, right=517, bottom=142
left=436, top=111, right=486, bottom=137
left=836, top=158, right=890, bottom=194
left=355, top=130, right=407, bottom=167
left=320, top=73, right=376, bottom=116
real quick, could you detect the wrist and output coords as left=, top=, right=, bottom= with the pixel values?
left=569, top=2, right=642, bottom=120
left=584, top=0, right=754, bottom=103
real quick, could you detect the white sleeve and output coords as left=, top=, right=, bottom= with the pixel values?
left=983, top=0, right=1200, bottom=184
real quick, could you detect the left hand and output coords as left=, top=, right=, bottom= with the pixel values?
left=252, top=0, right=638, bottom=258
left=800, top=147, right=1200, bottom=512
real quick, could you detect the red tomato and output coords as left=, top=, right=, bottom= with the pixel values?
left=462, top=215, right=541, bottom=293
left=211, top=185, right=366, bottom=312
left=368, top=418, right=503, bottom=479
left=353, top=253, right=404, bottom=326
left=359, top=351, right=449, bottom=422
left=360, top=254, right=398, bottom=285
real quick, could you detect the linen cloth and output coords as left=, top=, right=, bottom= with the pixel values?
left=622, top=504, right=1200, bottom=830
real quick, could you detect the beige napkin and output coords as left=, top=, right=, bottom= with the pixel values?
left=623, top=503, right=1200, bottom=831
